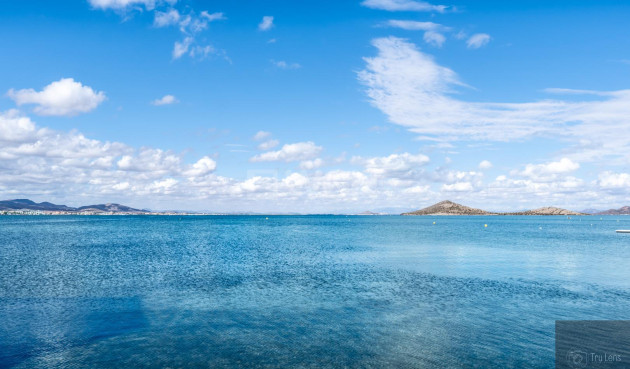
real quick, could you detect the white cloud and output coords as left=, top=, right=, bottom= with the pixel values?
left=283, top=172, right=309, bottom=188
left=353, top=152, right=430, bottom=178
left=0, top=110, right=40, bottom=143
left=466, top=33, right=491, bottom=49
left=271, top=60, right=301, bottom=69
left=478, top=160, right=493, bottom=170
left=0, top=110, right=226, bottom=204
left=4, top=110, right=630, bottom=212
left=189, top=45, right=216, bottom=59
left=358, top=37, right=630, bottom=163
left=7, top=78, right=106, bottom=117
left=299, top=158, right=324, bottom=170
left=516, top=158, right=579, bottom=181
left=88, top=0, right=158, bottom=10
left=385, top=20, right=448, bottom=32
left=598, top=172, right=630, bottom=189
left=253, top=131, right=271, bottom=141
left=151, top=94, right=178, bottom=106
left=92, top=0, right=224, bottom=61
left=423, top=31, right=446, bottom=47
left=154, top=8, right=180, bottom=27
left=173, top=37, right=193, bottom=59
left=251, top=142, right=322, bottom=162
left=258, top=139, right=279, bottom=151
left=172, top=33, right=218, bottom=60
left=200, top=11, right=225, bottom=22
left=258, top=16, right=274, bottom=31
left=183, top=156, right=217, bottom=177
left=361, top=0, right=448, bottom=12
left=442, top=182, right=473, bottom=192
left=117, top=148, right=182, bottom=173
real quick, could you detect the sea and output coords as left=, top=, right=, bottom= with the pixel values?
left=1, top=215, right=629, bottom=368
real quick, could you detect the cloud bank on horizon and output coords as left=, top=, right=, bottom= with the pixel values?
left=1, top=0, right=629, bottom=212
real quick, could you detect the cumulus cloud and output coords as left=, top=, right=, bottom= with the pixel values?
left=4, top=110, right=630, bottom=212
left=250, top=142, right=322, bottom=162
left=442, top=182, right=474, bottom=192
left=299, top=158, right=324, bottom=170
left=358, top=37, right=630, bottom=162
left=7, top=78, right=106, bottom=117
left=0, top=110, right=41, bottom=143
left=478, top=160, right=493, bottom=170
left=598, top=172, right=630, bottom=189
left=0, top=110, right=224, bottom=203
left=257, top=140, right=279, bottom=151
left=183, top=156, right=217, bottom=177
left=353, top=152, right=430, bottom=178
left=361, top=0, right=448, bottom=12
left=151, top=94, right=178, bottom=105
left=258, top=16, right=274, bottom=31
left=466, top=33, right=491, bottom=49
left=516, top=158, right=580, bottom=180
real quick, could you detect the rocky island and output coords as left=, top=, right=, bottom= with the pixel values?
left=503, top=207, right=585, bottom=216
left=401, top=200, right=494, bottom=216
left=402, top=200, right=587, bottom=216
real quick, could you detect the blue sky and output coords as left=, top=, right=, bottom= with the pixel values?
left=1, top=0, right=629, bottom=212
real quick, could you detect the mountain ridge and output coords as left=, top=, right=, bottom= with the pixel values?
left=596, top=206, right=630, bottom=215
left=0, top=199, right=145, bottom=213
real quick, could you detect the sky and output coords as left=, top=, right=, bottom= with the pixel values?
left=1, top=0, right=630, bottom=213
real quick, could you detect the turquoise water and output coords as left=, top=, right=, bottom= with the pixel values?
left=1, top=215, right=629, bottom=368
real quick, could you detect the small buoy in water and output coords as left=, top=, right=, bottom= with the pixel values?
left=484, top=224, right=488, bottom=228
left=265, top=217, right=269, bottom=220
left=433, top=221, right=436, bottom=225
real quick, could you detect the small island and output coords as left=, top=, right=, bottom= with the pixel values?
left=402, top=200, right=587, bottom=216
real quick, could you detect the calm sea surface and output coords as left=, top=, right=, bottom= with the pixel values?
left=1, top=215, right=630, bottom=368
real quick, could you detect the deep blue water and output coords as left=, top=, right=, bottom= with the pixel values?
left=1, top=215, right=629, bottom=368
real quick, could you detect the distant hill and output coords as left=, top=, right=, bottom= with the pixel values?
left=504, top=207, right=585, bottom=216
left=0, top=199, right=145, bottom=213
left=0, top=199, right=75, bottom=211
left=402, top=200, right=494, bottom=216
left=402, top=200, right=586, bottom=216
left=596, top=206, right=630, bottom=215
left=77, top=203, right=144, bottom=213
left=580, top=208, right=602, bottom=214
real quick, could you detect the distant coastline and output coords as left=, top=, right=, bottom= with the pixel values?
left=2, top=198, right=630, bottom=216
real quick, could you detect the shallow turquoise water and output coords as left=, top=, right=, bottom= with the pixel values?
left=1, top=215, right=629, bottom=368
